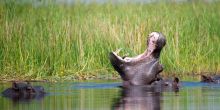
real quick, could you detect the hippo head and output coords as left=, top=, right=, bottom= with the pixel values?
left=2, top=82, right=46, bottom=102
left=109, top=32, right=166, bottom=86
left=201, top=75, right=215, bottom=83
left=12, top=82, right=36, bottom=94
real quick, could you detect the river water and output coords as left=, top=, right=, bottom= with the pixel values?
left=1, top=80, right=220, bottom=110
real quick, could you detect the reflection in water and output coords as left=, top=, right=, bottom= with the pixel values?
left=113, top=86, right=179, bottom=110
left=112, top=80, right=181, bottom=110
left=1, top=81, right=220, bottom=110
left=3, top=92, right=46, bottom=104
left=112, top=86, right=165, bottom=110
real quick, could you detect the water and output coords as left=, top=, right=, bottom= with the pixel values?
left=1, top=80, right=220, bottom=110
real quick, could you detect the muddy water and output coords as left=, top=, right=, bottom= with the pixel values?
left=1, top=80, right=220, bottom=110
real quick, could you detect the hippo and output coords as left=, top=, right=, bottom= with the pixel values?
left=2, top=81, right=46, bottom=102
left=109, top=32, right=166, bottom=86
left=151, top=77, right=180, bottom=92
left=201, top=75, right=220, bottom=83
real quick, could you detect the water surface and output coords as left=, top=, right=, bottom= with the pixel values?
left=1, top=80, right=220, bottom=110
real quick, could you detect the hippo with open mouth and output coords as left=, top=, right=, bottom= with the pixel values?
left=109, top=32, right=166, bottom=86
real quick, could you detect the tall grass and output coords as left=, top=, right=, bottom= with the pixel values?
left=0, top=1, right=220, bottom=80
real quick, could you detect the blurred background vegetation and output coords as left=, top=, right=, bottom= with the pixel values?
left=0, top=0, right=219, bottom=81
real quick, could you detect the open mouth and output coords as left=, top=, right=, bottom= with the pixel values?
left=147, top=32, right=159, bottom=56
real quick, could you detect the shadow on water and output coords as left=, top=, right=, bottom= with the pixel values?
left=1, top=81, right=220, bottom=110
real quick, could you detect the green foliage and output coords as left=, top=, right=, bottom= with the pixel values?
left=0, top=1, right=219, bottom=80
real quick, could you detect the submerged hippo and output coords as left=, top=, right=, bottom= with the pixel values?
left=201, top=75, right=220, bottom=83
left=109, top=32, right=166, bottom=86
left=2, top=81, right=46, bottom=101
left=152, top=77, right=180, bottom=92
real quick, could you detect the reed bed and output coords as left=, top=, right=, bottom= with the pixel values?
left=0, top=1, right=220, bottom=80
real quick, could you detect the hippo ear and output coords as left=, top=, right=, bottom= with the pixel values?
left=201, top=75, right=207, bottom=81
left=174, top=77, right=179, bottom=83
left=12, top=82, right=18, bottom=90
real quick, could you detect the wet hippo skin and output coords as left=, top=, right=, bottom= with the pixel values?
left=201, top=75, right=220, bottom=83
left=152, top=77, right=180, bottom=92
left=109, top=32, right=166, bottom=86
left=2, top=81, right=46, bottom=101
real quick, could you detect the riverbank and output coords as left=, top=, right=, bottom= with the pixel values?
left=0, top=1, right=219, bottom=81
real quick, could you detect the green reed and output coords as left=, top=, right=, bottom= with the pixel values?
left=0, top=1, right=219, bottom=80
